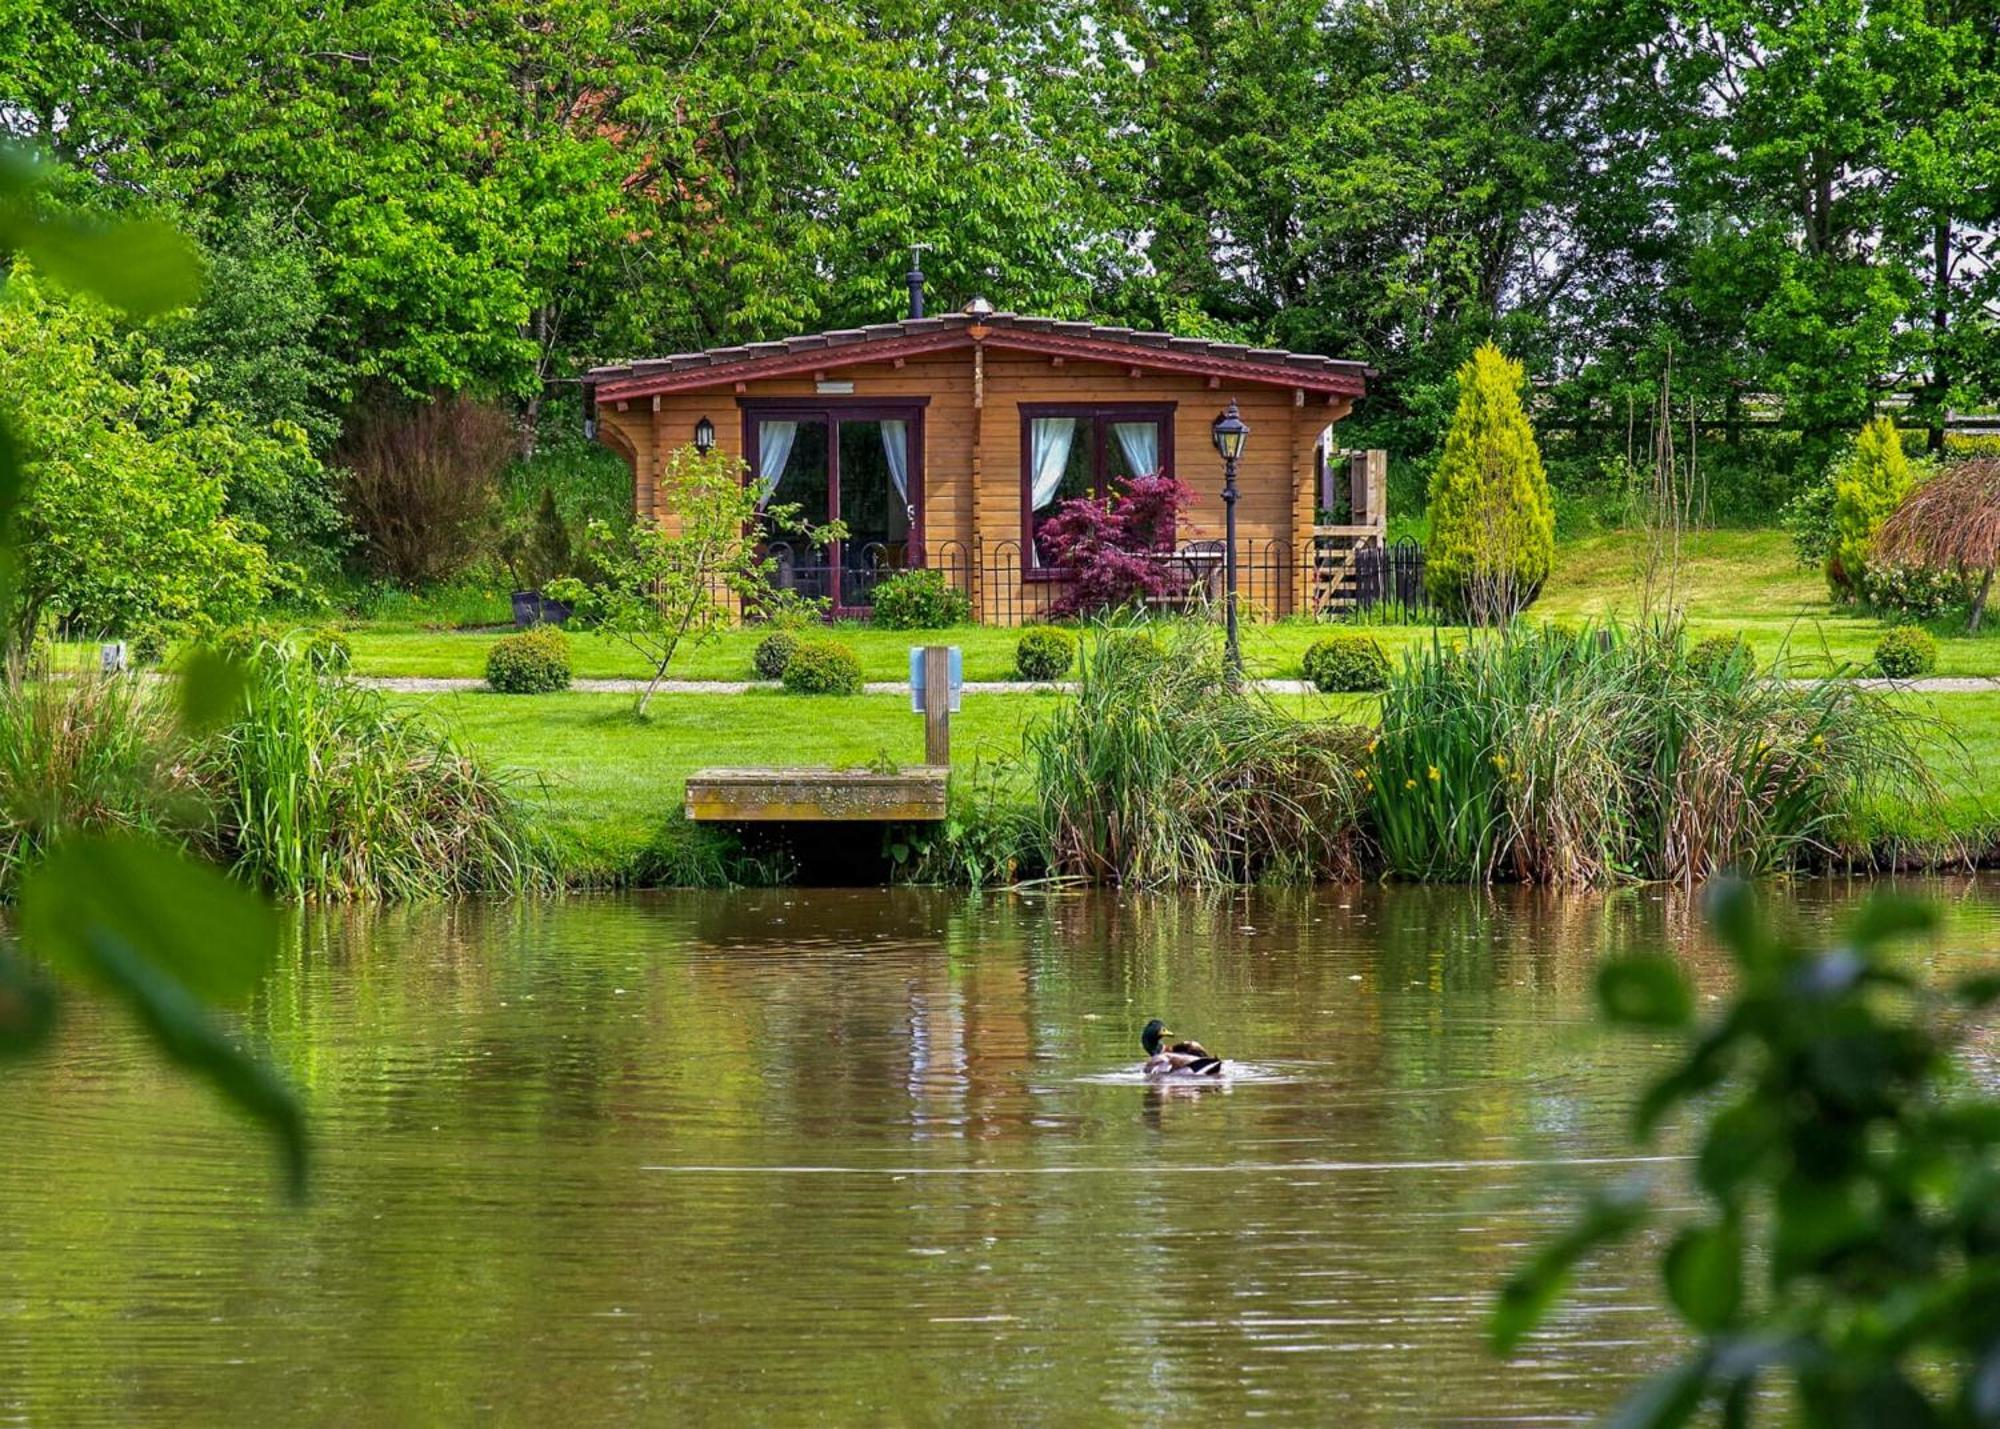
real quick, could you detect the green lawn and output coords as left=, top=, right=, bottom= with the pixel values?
left=327, top=528, right=2000, bottom=683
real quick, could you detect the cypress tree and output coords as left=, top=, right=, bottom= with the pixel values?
left=1828, top=416, right=1912, bottom=597
left=1423, top=344, right=1555, bottom=622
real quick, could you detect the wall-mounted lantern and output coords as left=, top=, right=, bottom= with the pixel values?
left=694, top=415, right=716, bottom=454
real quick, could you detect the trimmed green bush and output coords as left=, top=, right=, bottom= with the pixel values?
left=486, top=626, right=572, bottom=693
left=1014, top=626, right=1076, bottom=681
left=303, top=626, right=352, bottom=675
left=1423, top=343, right=1555, bottom=622
left=1873, top=626, right=1937, bottom=679
left=753, top=629, right=801, bottom=679
left=1829, top=417, right=1915, bottom=596
left=781, top=638, right=863, bottom=695
left=1685, top=633, right=1753, bottom=682
left=869, top=569, right=971, bottom=629
left=1303, top=634, right=1391, bottom=692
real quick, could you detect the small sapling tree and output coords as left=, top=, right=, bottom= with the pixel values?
left=549, top=445, right=840, bottom=715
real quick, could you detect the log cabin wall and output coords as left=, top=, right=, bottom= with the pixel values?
left=598, top=344, right=1354, bottom=625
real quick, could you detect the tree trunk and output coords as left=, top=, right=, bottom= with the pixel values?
left=1930, top=220, right=1949, bottom=454
left=1970, top=564, right=1994, bottom=635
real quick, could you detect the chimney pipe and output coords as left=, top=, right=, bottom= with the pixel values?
left=906, top=244, right=928, bottom=320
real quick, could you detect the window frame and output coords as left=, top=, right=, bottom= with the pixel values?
left=737, top=396, right=930, bottom=614
left=1018, top=401, right=1178, bottom=578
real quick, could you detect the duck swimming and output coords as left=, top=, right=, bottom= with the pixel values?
left=1140, top=1018, right=1224, bottom=1078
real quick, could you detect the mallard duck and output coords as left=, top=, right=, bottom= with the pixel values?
left=1141, top=1018, right=1224, bottom=1077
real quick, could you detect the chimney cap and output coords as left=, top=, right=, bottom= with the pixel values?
left=963, top=296, right=994, bottom=316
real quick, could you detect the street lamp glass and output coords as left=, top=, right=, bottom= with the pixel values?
left=1211, top=402, right=1249, bottom=462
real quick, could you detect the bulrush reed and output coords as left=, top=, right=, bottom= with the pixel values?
left=198, top=634, right=555, bottom=899
left=1022, top=624, right=1371, bottom=887
left=1369, top=621, right=1936, bottom=885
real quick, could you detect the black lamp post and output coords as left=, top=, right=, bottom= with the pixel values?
left=693, top=415, right=716, bottom=455
left=1211, top=400, right=1249, bottom=682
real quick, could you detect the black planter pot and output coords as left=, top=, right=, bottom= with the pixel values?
left=511, top=590, right=572, bottom=628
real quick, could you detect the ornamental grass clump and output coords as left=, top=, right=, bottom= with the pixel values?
left=199, top=634, right=553, bottom=898
left=1022, top=622, right=1370, bottom=886
left=0, top=673, right=202, bottom=897
left=1369, top=622, right=1932, bottom=886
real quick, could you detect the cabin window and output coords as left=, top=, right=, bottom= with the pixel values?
left=1020, top=403, right=1176, bottom=570
left=740, top=399, right=926, bottom=615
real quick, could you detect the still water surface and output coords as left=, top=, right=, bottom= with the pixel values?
left=4, top=881, right=1999, bottom=1424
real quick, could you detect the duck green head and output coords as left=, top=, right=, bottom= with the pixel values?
left=1141, top=1019, right=1168, bottom=1055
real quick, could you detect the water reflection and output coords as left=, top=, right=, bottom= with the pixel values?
left=3, top=879, right=1997, bottom=1424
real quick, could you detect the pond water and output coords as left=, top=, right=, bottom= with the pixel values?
left=5, top=881, right=1999, bottom=1424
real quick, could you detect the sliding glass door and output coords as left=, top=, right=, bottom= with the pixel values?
left=743, top=401, right=926, bottom=615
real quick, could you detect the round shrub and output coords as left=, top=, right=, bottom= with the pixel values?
left=870, top=569, right=971, bottom=629
left=1014, top=626, right=1076, bottom=681
left=1686, top=633, right=1753, bottom=683
left=1303, top=634, right=1391, bottom=693
left=303, top=626, right=352, bottom=676
left=128, top=624, right=170, bottom=667
left=1098, top=629, right=1163, bottom=666
left=486, top=626, right=573, bottom=693
left=753, top=629, right=801, bottom=680
left=781, top=638, right=863, bottom=695
left=1873, top=626, right=1937, bottom=680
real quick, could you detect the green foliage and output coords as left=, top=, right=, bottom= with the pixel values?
left=551, top=445, right=838, bottom=715
left=1780, top=474, right=1838, bottom=572
left=1685, top=634, right=1753, bottom=683
left=0, top=673, right=199, bottom=897
left=1303, top=634, right=1391, bottom=693
left=1492, top=883, right=2000, bottom=1425
left=1013, top=626, right=1077, bottom=682
left=868, top=569, right=970, bottom=630
left=1023, top=623, right=1370, bottom=886
left=1424, top=345, right=1555, bottom=622
left=1829, top=419, right=1917, bottom=596
left=1862, top=561, right=1967, bottom=622
left=0, top=265, right=272, bottom=653
left=1369, top=623, right=1932, bottom=884
left=498, top=486, right=574, bottom=593
left=751, top=629, right=800, bottom=680
left=1873, top=626, right=1938, bottom=680
left=780, top=639, right=864, bottom=696
left=486, top=626, right=573, bottom=694
left=199, top=634, right=553, bottom=898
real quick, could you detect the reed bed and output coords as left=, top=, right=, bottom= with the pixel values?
left=0, top=673, right=205, bottom=896
left=1022, top=624, right=1370, bottom=886
left=197, top=636, right=555, bottom=899
left=1370, top=622, right=1936, bottom=885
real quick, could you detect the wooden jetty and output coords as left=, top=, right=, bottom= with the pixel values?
left=685, top=767, right=949, bottom=822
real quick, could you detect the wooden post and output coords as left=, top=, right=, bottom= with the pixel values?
left=922, top=645, right=951, bottom=767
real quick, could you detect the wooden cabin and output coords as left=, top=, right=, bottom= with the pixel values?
left=584, top=297, right=1380, bottom=624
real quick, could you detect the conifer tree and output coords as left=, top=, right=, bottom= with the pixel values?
left=1423, top=344, right=1555, bottom=622
left=1828, top=417, right=1913, bottom=597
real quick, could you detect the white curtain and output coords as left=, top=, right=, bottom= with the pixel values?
left=755, top=420, right=798, bottom=507
left=1029, top=417, right=1076, bottom=512
left=1111, top=420, right=1160, bottom=479
left=880, top=418, right=911, bottom=519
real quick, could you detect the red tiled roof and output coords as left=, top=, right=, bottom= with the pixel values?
left=585, top=311, right=1371, bottom=400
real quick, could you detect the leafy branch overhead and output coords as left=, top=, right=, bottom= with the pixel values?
left=1491, top=882, right=2000, bottom=1425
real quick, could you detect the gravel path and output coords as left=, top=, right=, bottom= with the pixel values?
left=361, top=675, right=2000, bottom=696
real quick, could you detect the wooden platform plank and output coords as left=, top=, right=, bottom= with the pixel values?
left=685, top=767, right=949, bottom=822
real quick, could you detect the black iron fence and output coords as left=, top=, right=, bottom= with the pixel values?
left=763, top=536, right=1429, bottom=627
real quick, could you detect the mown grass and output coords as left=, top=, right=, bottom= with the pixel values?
left=278, top=529, right=2000, bottom=683
left=394, top=688, right=1060, bottom=879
